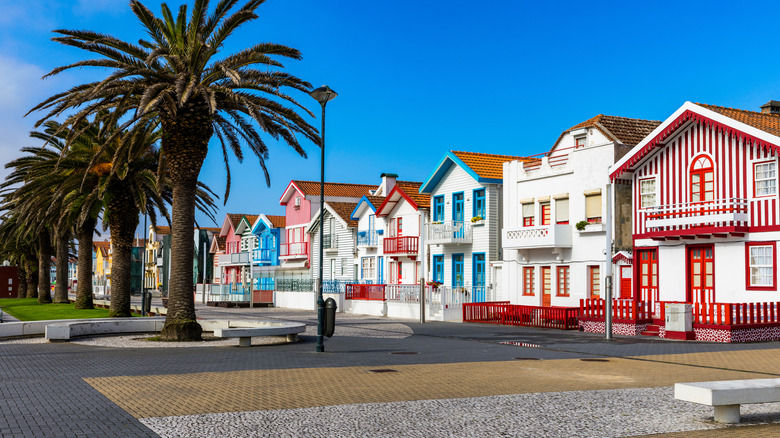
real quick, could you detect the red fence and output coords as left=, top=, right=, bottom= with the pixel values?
left=463, top=302, right=579, bottom=330
left=345, top=284, right=386, bottom=301
left=383, top=236, right=419, bottom=254
left=692, top=302, right=780, bottom=325
left=580, top=299, right=653, bottom=321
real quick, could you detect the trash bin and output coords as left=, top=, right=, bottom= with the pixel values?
left=324, top=297, right=337, bottom=338
left=142, top=291, right=151, bottom=314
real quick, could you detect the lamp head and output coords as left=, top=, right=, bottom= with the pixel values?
left=309, top=85, right=338, bottom=105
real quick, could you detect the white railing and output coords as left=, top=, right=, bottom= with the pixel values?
left=644, top=198, right=749, bottom=228
left=217, top=252, right=251, bottom=265
left=357, top=230, right=380, bottom=246
left=426, top=221, right=472, bottom=244
left=502, top=224, right=572, bottom=249
left=207, top=283, right=250, bottom=302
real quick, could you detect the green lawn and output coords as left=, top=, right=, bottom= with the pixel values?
left=0, top=298, right=140, bottom=321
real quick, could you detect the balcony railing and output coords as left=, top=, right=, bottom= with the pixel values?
left=643, top=198, right=749, bottom=229
left=426, top=221, right=472, bottom=245
left=253, top=248, right=275, bottom=263
left=383, top=236, right=419, bottom=255
left=217, top=252, right=251, bottom=265
left=357, top=230, right=380, bottom=247
left=280, top=242, right=308, bottom=258
left=502, top=224, right=572, bottom=249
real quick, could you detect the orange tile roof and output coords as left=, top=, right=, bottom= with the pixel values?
left=93, top=240, right=110, bottom=256
left=213, top=236, right=226, bottom=252
left=328, top=202, right=359, bottom=228
left=292, top=180, right=375, bottom=198
left=451, top=151, right=535, bottom=180
left=396, top=181, right=429, bottom=209
left=266, top=215, right=286, bottom=228
left=697, top=103, right=780, bottom=137
left=153, top=226, right=171, bottom=235
left=557, top=115, right=661, bottom=148
left=227, top=213, right=252, bottom=230
left=365, top=195, right=385, bottom=209
left=244, top=215, right=259, bottom=227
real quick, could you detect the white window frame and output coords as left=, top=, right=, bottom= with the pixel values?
left=754, top=160, right=777, bottom=198
left=639, top=177, right=657, bottom=209
left=749, top=244, right=774, bottom=287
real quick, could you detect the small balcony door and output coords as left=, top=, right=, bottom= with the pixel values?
left=620, top=265, right=632, bottom=299
left=541, top=266, right=551, bottom=307
left=452, top=254, right=464, bottom=288
left=453, top=193, right=464, bottom=238
left=688, top=246, right=714, bottom=305
left=472, top=253, right=485, bottom=302
left=378, top=256, right=384, bottom=284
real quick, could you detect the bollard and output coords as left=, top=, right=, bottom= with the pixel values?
left=324, top=297, right=337, bottom=338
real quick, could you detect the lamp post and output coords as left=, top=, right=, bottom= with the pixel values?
left=309, top=85, right=337, bottom=353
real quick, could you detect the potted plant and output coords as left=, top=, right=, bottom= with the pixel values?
left=471, top=215, right=484, bottom=224
left=575, top=220, right=588, bottom=231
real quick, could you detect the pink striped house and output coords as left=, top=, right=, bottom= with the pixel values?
left=606, top=101, right=780, bottom=342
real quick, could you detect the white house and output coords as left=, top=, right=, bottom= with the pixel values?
left=502, top=115, right=660, bottom=309
left=607, top=101, right=780, bottom=342
left=351, top=194, right=387, bottom=285
left=420, top=151, right=532, bottom=302
left=375, top=181, right=428, bottom=286
left=306, top=201, right=360, bottom=292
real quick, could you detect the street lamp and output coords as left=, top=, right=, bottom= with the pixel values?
left=309, top=85, right=337, bottom=353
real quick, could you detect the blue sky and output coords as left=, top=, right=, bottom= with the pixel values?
left=2, top=0, right=780, bottom=231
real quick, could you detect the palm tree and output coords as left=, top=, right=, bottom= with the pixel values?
left=0, top=211, right=40, bottom=299
left=31, top=0, right=319, bottom=340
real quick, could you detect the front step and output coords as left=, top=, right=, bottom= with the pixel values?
left=641, top=324, right=661, bottom=337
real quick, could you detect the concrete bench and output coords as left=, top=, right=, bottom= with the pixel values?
left=45, top=318, right=166, bottom=341
left=674, top=378, right=780, bottom=423
left=211, top=322, right=306, bottom=347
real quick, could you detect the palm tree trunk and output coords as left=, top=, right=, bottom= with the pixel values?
left=38, top=229, right=52, bottom=303
left=53, top=229, right=70, bottom=303
left=26, top=263, right=38, bottom=299
left=106, top=192, right=139, bottom=318
left=159, top=104, right=211, bottom=341
left=17, top=267, right=27, bottom=299
left=74, top=217, right=96, bottom=309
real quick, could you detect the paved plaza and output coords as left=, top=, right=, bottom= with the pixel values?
left=3, top=302, right=780, bottom=437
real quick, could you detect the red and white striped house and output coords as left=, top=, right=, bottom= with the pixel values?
left=607, top=100, right=780, bottom=342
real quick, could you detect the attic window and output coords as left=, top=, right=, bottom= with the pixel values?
left=575, top=136, right=586, bottom=149
left=294, top=196, right=301, bottom=210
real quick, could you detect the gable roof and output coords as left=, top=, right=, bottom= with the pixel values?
left=420, top=151, right=533, bottom=193
left=555, top=115, right=661, bottom=149
left=350, top=195, right=386, bottom=220
left=279, top=180, right=375, bottom=204
left=306, top=202, right=359, bottom=234
left=375, top=182, right=427, bottom=216
left=266, top=215, right=286, bottom=228
left=220, top=213, right=252, bottom=237
left=611, top=102, right=780, bottom=179
left=235, top=214, right=260, bottom=234
left=210, top=235, right=226, bottom=253
left=251, top=214, right=286, bottom=234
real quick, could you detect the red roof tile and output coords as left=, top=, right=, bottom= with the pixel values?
left=554, top=115, right=661, bottom=150
left=697, top=103, right=780, bottom=137
left=452, top=151, right=535, bottom=180
left=266, top=215, right=286, bottom=228
left=328, top=202, right=359, bottom=228
left=292, top=180, right=375, bottom=198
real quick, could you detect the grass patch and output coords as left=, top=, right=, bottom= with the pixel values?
left=0, top=298, right=141, bottom=321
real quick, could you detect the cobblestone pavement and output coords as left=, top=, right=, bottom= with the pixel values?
left=3, top=301, right=780, bottom=436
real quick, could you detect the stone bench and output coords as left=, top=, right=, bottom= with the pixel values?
left=210, top=322, right=306, bottom=347
left=674, top=378, right=780, bottom=423
left=45, top=318, right=166, bottom=341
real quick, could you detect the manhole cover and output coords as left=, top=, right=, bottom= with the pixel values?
left=580, top=358, right=609, bottom=362
left=368, top=369, right=398, bottom=373
left=391, top=351, right=419, bottom=355
left=514, top=357, right=542, bottom=361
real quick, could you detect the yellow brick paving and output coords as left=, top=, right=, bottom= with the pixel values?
left=86, top=351, right=780, bottom=420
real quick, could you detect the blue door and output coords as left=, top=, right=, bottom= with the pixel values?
left=453, top=193, right=464, bottom=238
left=472, top=253, right=485, bottom=302
left=452, top=254, right=464, bottom=288
left=378, top=256, right=384, bottom=284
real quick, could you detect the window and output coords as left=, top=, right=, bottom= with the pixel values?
left=755, top=161, right=777, bottom=197
left=585, top=193, right=602, bottom=223
left=453, top=193, right=464, bottom=222
left=640, top=178, right=656, bottom=208
left=588, top=265, right=600, bottom=299
left=522, top=203, right=534, bottom=226
left=397, top=217, right=403, bottom=236
left=746, top=242, right=776, bottom=290
left=575, top=136, right=585, bottom=149
left=433, top=196, right=444, bottom=222
left=523, top=267, right=534, bottom=296
left=432, top=255, right=443, bottom=283
left=690, top=155, right=714, bottom=203
left=556, top=266, right=570, bottom=296
left=452, top=254, right=464, bottom=287
left=540, top=202, right=551, bottom=226
left=361, top=257, right=375, bottom=279
left=341, top=258, right=348, bottom=276
left=555, top=198, right=569, bottom=224
left=473, top=189, right=486, bottom=219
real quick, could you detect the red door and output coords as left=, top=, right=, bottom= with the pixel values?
left=620, top=266, right=632, bottom=299
left=638, top=249, right=658, bottom=305
left=541, top=267, right=551, bottom=307
left=688, top=246, right=714, bottom=305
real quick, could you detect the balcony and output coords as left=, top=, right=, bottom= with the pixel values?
left=253, top=248, right=275, bottom=263
left=357, top=230, right=380, bottom=247
left=643, top=198, right=748, bottom=229
left=280, top=242, right=308, bottom=258
left=323, top=234, right=337, bottom=251
left=427, top=221, right=472, bottom=245
left=217, top=252, right=251, bottom=266
left=502, top=225, right=572, bottom=249
left=383, top=236, right=419, bottom=255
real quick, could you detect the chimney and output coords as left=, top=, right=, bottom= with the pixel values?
left=380, top=172, right=398, bottom=195
left=761, top=101, right=780, bottom=115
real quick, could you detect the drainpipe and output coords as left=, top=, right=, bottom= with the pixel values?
left=605, top=183, right=613, bottom=340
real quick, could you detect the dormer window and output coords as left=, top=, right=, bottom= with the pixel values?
left=575, top=136, right=586, bottom=149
